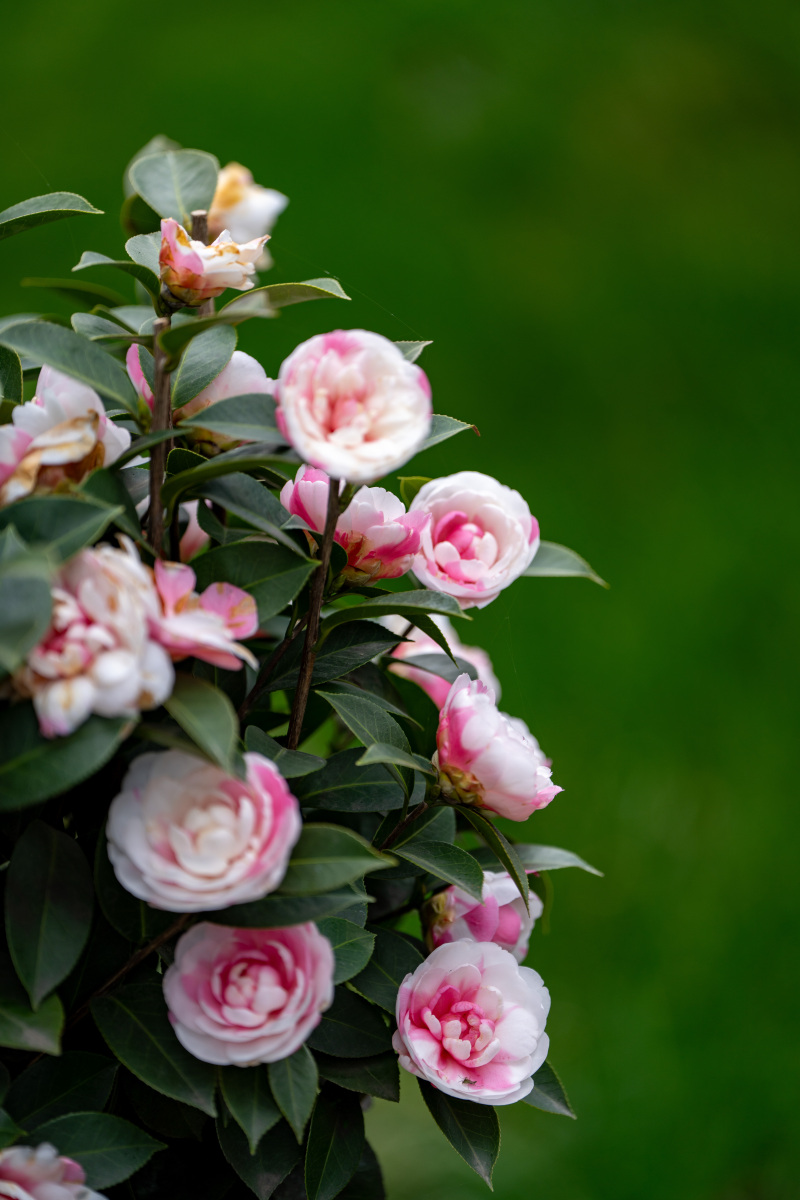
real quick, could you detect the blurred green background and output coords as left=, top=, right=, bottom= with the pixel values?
left=2, top=1, right=798, bottom=1196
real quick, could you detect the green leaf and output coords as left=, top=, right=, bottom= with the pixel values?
left=291, top=749, right=405, bottom=814
left=125, top=232, right=161, bottom=276
left=0, top=1064, right=8, bottom=1104
left=268, top=1045, right=318, bottom=1143
left=0, top=345, right=22, bottom=402
left=160, top=443, right=300, bottom=513
left=471, top=842, right=603, bottom=876
left=0, top=546, right=53, bottom=677
left=219, top=1066, right=281, bottom=1153
left=157, top=304, right=271, bottom=369
left=5, top=1052, right=117, bottom=1129
left=30, top=1112, right=163, bottom=1189
left=92, top=981, right=217, bottom=1116
left=171, top=325, right=237, bottom=409
left=5, top=821, right=93, bottom=1008
left=0, top=1108, right=23, bottom=1149
left=191, top=474, right=300, bottom=553
left=393, top=651, right=479, bottom=686
left=418, top=1080, right=500, bottom=1186
left=356, top=743, right=435, bottom=776
left=395, top=341, right=432, bottom=363
left=522, top=1060, right=576, bottom=1118
left=221, top=278, right=351, bottom=313
left=316, top=689, right=413, bottom=796
left=314, top=1052, right=399, bottom=1103
left=244, top=726, right=325, bottom=778
left=0, top=495, right=123, bottom=563
left=398, top=475, right=430, bottom=506
left=319, top=680, right=419, bottom=727
left=393, top=840, right=484, bottom=901
left=124, top=135, right=183, bottom=195
left=0, top=705, right=132, bottom=810
left=0, top=192, right=102, bottom=241
left=280, top=823, right=392, bottom=895
left=0, top=322, right=138, bottom=416
left=164, top=675, right=238, bottom=773
left=316, top=919, right=375, bottom=985
left=307, top=987, right=393, bottom=1058
left=72, top=250, right=160, bottom=303
left=79, top=466, right=144, bottom=542
left=337, top=1141, right=386, bottom=1199
left=177, top=393, right=282, bottom=444
left=266, top=622, right=403, bottom=695
left=125, top=1076, right=207, bottom=1142
left=350, top=927, right=423, bottom=1013
left=322, top=588, right=464, bottom=632
left=210, top=889, right=365, bottom=929
left=23, top=276, right=128, bottom=309
left=458, top=806, right=531, bottom=913
left=192, top=542, right=315, bottom=625
left=218, top=1116, right=299, bottom=1199
left=305, top=1087, right=364, bottom=1200
left=524, top=540, right=607, bottom=587
left=94, top=835, right=176, bottom=943
left=129, top=149, right=220, bottom=225
left=71, top=314, right=140, bottom=343
left=0, top=951, right=63, bottom=1054
left=420, top=414, right=478, bottom=451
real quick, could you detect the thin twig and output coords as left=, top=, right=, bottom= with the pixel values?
left=378, top=801, right=429, bottom=851
left=237, top=612, right=310, bottom=723
left=191, top=209, right=215, bottom=318
left=148, top=316, right=172, bottom=555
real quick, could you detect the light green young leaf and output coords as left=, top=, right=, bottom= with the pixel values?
left=395, top=341, right=432, bottom=363
left=171, top=324, right=237, bottom=408
left=420, top=414, right=478, bottom=451
left=164, top=675, right=238, bottom=773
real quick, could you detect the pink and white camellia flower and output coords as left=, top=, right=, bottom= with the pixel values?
left=126, top=345, right=154, bottom=412
left=150, top=559, right=258, bottom=671
left=393, top=939, right=550, bottom=1105
left=0, top=1144, right=105, bottom=1200
left=425, top=871, right=544, bottom=961
left=159, top=218, right=268, bottom=307
left=173, top=350, right=273, bottom=455
left=385, top=613, right=501, bottom=709
left=410, top=472, right=539, bottom=609
left=434, top=674, right=562, bottom=821
left=163, top=921, right=335, bottom=1064
left=106, top=749, right=301, bottom=912
left=208, top=162, right=288, bottom=270
left=179, top=500, right=211, bottom=561
left=0, top=367, right=131, bottom=506
left=274, top=330, right=432, bottom=484
left=12, top=537, right=173, bottom=738
left=280, top=466, right=429, bottom=581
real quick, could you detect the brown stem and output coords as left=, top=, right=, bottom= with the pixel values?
left=378, top=801, right=429, bottom=851
left=191, top=209, right=216, bottom=319
left=237, top=612, right=309, bottom=723
left=286, top=482, right=341, bottom=748
left=147, top=316, right=172, bottom=555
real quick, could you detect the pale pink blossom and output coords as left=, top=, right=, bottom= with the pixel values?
left=393, top=940, right=550, bottom=1105
left=150, top=559, right=258, bottom=671
left=208, top=162, right=288, bottom=270
left=126, top=345, right=154, bottom=412
left=12, top=537, right=173, bottom=738
left=425, top=871, right=543, bottom=961
left=434, top=674, right=562, bottom=821
left=0, top=367, right=131, bottom=506
left=159, top=218, right=268, bottom=307
left=274, top=330, right=432, bottom=484
left=179, top=500, right=210, bottom=561
left=410, top=472, right=539, bottom=609
left=385, top=614, right=501, bottom=709
left=107, top=749, right=301, bottom=912
left=174, top=350, right=273, bottom=454
left=0, top=1143, right=105, bottom=1200
left=163, top=921, right=335, bottom=1065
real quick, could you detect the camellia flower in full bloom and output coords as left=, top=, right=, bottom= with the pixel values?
left=0, top=366, right=131, bottom=506
left=163, top=921, right=335, bottom=1064
left=12, top=537, right=173, bottom=738
left=106, top=749, right=301, bottom=912
left=173, top=350, right=273, bottom=455
left=0, top=1143, right=105, bottom=1200
left=410, top=471, right=540, bottom=609
left=208, top=162, right=288, bottom=270
left=425, top=870, right=544, bottom=961
left=274, top=330, right=432, bottom=484
left=384, top=613, right=501, bottom=709
left=159, top=218, right=268, bottom=308
left=280, top=465, right=429, bottom=581
left=150, top=559, right=258, bottom=670
left=434, top=673, right=562, bottom=820
left=393, top=939, right=550, bottom=1105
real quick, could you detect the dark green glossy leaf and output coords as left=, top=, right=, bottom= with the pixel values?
left=192, top=542, right=315, bottom=625
left=420, top=413, right=478, bottom=451
left=314, top=1052, right=399, bottom=1102
left=0, top=345, right=22, bottom=402
left=220, top=1066, right=281, bottom=1153
left=291, top=749, right=405, bottom=814
left=316, top=919, right=375, bottom=985
left=351, top=927, right=423, bottom=1013
left=5, top=821, right=93, bottom=1007
left=210, top=889, right=364, bottom=929
left=0, top=192, right=102, bottom=241
left=192, top=473, right=300, bottom=553
left=157, top=304, right=271, bottom=368
left=164, top=675, right=238, bottom=773
left=524, top=540, right=607, bottom=587
left=94, top=836, right=176, bottom=944
left=393, top=840, right=483, bottom=901
left=92, top=981, right=217, bottom=1116
left=522, top=1060, right=576, bottom=1118
left=126, top=1075, right=208, bottom=1141
left=161, top=443, right=300, bottom=512
left=395, top=341, right=432, bottom=363
left=337, top=1142, right=385, bottom=1200
left=23, top=276, right=128, bottom=308
left=177, top=393, right=282, bottom=444
left=79, top=466, right=144, bottom=542
left=268, top=1045, right=318, bottom=1142
left=356, top=743, right=434, bottom=776
left=30, top=1112, right=163, bottom=1189
left=394, top=651, right=479, bottom=686
left=0, top=322, right=138, bottom=415
left=171, top=325, right=237, bottom=409
left=318, top=680, right=418, bottom=726
left=305, top=1087, right=364, bottom=1200
left=0, top=495, right=123, bottom=562
left=0, top=1109, right=23, bottom=1149
left=458, top=806, right=531, bottom=913
left=244, top=726, right=325, bottom=778
left=322, top=589, right=463, bottom=632
left=280, top=824, right=392, bottom=895
left=266, top=622, right=402, bottom=695
left=72, top=250, right=160, bottom=302
left=0, top=951, right=63, bottom=1054
left=418, top=1080, right=499, bottom=1186
left=0, top=547, right=53, bottom=676
left=71, top=313, right=140, bottom=343
left=218, top=1116, right=299, bottom=1199
left=5, top=1053, right=117, bottom=1129
left=316, top=690, right=412, bottom=796
left=130, top=149, right=219, bottom=225
left=306, top=987, right=392, bottom=1058
left=471, top=842, right=603, bottom=876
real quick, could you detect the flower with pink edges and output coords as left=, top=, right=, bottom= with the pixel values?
left=126, top=345, right=153, bottom=413
left=410, top=471, right=539, bottom=609
left=208, top=162, right=288, bottom=270
left=12, top=536, right=173, bottom=738
left=384, top=613, right=501, bottom=709
left=393, top=939, right=550, bottom=1105
left=0, top=366, right=131, bottom=506
left=434, top=674, right=562, bottom=821
left=274, top=330, right=432, bottom=484
left=173, top=350, right=273, bottom=454
left=159, top=218, right=268, bottom=307
left=0, top=1143, right=105, bottom=1200
left=106, top=749, right=301, bottom=912
left=280, top=465, right=429, bottom=581
left=163, top=921, right=335, bottom=1065
left=179, top=500, right=211, bottom=561
left=425, top=870, right=543, bottom=961
left=150, top=559, right=258, bottom=671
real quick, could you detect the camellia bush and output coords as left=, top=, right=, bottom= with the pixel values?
left=0, top=138, right=605, bottom=1200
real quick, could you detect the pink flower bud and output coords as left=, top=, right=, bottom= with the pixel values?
left=150, top=559, right=258, bottom=671
left=159, top=218, right=268, bottom=307
left=173, top=350, right=273, bottom=454
left=208, top=162, right=288, bottom=270
left=425, top=870, right=543, bottom=960
left=410, top=472, right=540, bottom=609
left=393, top=940, right=550, bottom=1105
left=179, top=500, right=210, bottom=561
left=163, top=921, right=334, bottom=1064
left=385, top=614, right=501, bottom=709
left=434, top=674, right=562, bottom=821
left=107, top=749, right=301, bottom=912
left=126, top=345, right=154, bottom=412
left=0, top=1143, right=105, bottom=1199
left=274, top=330, right=432, bottom=484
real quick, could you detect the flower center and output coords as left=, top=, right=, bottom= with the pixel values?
left=422, top=998, right=500, bottom=1068
left=431, top=511, right=499, bottom=584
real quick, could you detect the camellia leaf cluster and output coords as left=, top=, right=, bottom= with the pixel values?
left=0, top=136, right=605, bottom=1200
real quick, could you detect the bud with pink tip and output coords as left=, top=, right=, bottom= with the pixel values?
left=159, top=218, right=268, bottom=307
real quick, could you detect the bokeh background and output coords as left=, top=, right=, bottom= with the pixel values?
left=2, top=2, right=799, bottom=1197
